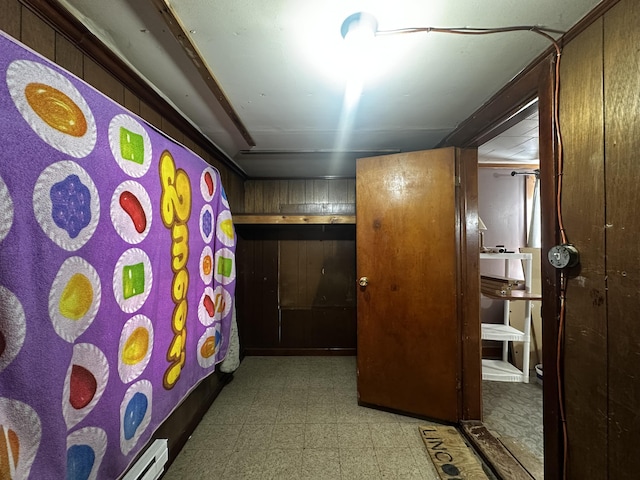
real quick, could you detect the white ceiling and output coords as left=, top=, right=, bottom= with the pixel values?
left=56, top=0, right=600, bottom=177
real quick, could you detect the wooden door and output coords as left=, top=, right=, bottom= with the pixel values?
left=356, top=147, right=480, bottom=422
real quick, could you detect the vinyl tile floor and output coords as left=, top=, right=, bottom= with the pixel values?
left=163, top=356, right=540, bottom=479
left=163, top=356, right=441, bottom=479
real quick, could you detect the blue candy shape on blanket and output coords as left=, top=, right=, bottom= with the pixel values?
left=66, top=444, right=95, bottom=480
left=50, top=174, right=92, bottom=239
left=202, top=209, right=212, bottom=238
left=123, top=392, right=148, bottom=440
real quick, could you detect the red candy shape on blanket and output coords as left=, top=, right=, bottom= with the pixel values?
left=119, top=191, right=147, bottom=233
left=204, top=172, right=214, bottom=196
left=203, top=295, right=215, bottom=318
left=0, top=331, right=5, bottom=357
left=69, top=364, right=97, bottom=410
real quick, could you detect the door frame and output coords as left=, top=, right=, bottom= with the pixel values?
left=438, top=56, right=562, bottom=479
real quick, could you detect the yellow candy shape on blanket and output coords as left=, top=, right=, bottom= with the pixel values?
left=59, top=273, right=93, bottom=320
left=122, top=327, right=149, bottom=365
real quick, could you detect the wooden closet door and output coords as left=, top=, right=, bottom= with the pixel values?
left=356, top=147, right=480, bottom=422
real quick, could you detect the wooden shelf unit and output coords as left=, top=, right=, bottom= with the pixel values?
left=233, top=214, right=355, bottom=225
left=480, top=252, right=536, bottom=383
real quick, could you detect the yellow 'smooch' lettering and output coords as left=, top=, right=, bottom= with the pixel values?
left=159, top=150, right=192, bottom=389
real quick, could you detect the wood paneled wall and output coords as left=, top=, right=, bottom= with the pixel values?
left=0, top=0, right=244, bottom=470
left=237, top=178, right=357, bottom=354
left=243, top=178, right=355, bottom=214
left=560, top=0, right=640, bottom=476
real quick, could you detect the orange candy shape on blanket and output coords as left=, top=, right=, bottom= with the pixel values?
left=25, top=83, right=88, bottom=137
left=59, top=273, right=93, bottom=320
left=200, top=336, right=216, bottom=358
left=0, top=427, right=20, bottom=478
left=202, top=255, right=212, bottom=276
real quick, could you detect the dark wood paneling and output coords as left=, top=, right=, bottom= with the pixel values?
left=139, top=99, right=162, bottom=130
left=604, top=0, right=640, bottom=476
left=237, top=225, right=356, bottom=352
left=0, top=0, right=21, bottom=37
left=84, top=56, right=124, bottom=104
left=280, top=308, right=356, bottom=349
left=123, top=88, right=140, bottom=115
left=262, top=179, right=281, bottom=213
left=288, top=179, right=306, bottom=205
left=244, top=178, right=356, bottom=215
left=280, top=309, right=311, bottom=348
left=560, top=18, right=608, bottom=479
left=20, top=6, right=54, bottom=59
left=310, top=307, right=356, bottom=348
left=459, top=148, right=481, bottom=420
left=161, top=118, right=185, bottom=145
left=236, top=238, right=279, bottom=349
left=538, top=58, right=563, bottom=480
left=54, top=33, right=82, bottom=77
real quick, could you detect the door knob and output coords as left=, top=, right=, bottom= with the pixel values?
left=359, top=277, right=369, bottom=287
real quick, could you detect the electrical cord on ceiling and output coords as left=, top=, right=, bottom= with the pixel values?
left=376, top=24, right=569, bottom=479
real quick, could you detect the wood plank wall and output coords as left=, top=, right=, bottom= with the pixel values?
left=0, top=0, right=244, bottom=470
left=238, top=179, right=357, bottom=354
left=560, top=0, right=640, bottom=476
left=560, top=18, right=608, bottom=478
left=242, top=178, right=355, bottom=214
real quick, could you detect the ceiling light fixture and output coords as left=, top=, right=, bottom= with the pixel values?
left=340, top=12, right=378, bottom=41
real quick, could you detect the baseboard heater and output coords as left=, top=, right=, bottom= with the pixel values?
left=122, top=439, right=168, bottom=480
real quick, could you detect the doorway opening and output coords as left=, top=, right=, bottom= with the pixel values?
left=477, top=101, right=544, bottom=478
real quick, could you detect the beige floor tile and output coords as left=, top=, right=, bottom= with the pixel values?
left=304, top=423, right=339, bottom=449
left=400, top=424, right=430, bottom=449
left=269, top=423, right=305, bottom=450
left=339, top=447, right=382, bottom=479
left=307, top=390, right=337, bottom=405
left=201, top=404, right=250, bottom=425
left=336, top=404, right=369, bottom=424
left=276, top=404, right=307, bottom=424
left=187, top=423, right=242, bottom=451
left=306, top=404, right=338, bottom=423
left=337, top=424, right=374, bottom=448
left=301, top=448, right=341, bottom=480
left=234, top=423, right=274, bottom=450
left=252, top=389, right=283, bottom=407
left=221, top=448, right=267, bottom=479
left=245, top=404, right=279, bottom=424
left=370, top=423, right=411, bottom=448
left=375, top=447, right=426, bottom=479
left=163, top=445, right=230, bottom=479
left=262, top=448, right=303, bottom=479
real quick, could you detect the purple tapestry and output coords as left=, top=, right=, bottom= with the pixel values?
left=0, top=31, right=236, bottom=479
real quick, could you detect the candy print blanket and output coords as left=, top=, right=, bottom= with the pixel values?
left=0, top=31, right=236, bottom=479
